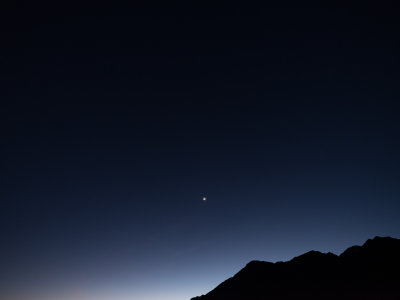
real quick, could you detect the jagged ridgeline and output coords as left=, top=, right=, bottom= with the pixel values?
left=191, top=236, right=400, bottom=300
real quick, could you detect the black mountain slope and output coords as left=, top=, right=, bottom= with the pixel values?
left=191, top=236, right=400, bottom=300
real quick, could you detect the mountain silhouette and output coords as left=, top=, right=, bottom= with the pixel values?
left=191, top=236, right=400, bottom=300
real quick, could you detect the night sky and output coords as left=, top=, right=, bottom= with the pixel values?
left=2, top=2, right=400, bottom=300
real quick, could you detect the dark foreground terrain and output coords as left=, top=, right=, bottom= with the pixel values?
left=191, top=236, right=400, bottom=300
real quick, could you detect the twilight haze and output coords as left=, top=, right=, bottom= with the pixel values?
left=1, top=2, right=400, bottom=300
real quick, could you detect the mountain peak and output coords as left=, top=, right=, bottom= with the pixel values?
left=191, top=236, right=400, bottom=300
left=363, top=235, right=398, bottom=246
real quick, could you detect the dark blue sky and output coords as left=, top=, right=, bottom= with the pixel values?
left=2, top=2, right=400, bottom=300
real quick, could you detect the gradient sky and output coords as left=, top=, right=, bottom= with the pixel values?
left=2, top=2, right=400, bottom=300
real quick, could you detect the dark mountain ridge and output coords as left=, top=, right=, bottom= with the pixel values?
left=191, top=236, right=400, bottom=300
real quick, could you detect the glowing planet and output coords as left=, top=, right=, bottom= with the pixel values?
left=202, top=197, right=207, bottom=201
